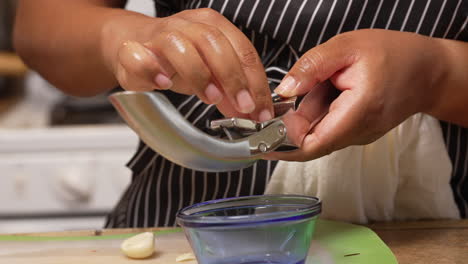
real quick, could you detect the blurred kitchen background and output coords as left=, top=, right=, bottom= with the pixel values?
left=0, top=1, right=155, bottom=233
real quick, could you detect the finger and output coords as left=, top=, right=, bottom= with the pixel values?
left=295, top=81, right=337, bottom=121
left=304, top=90, right=365, bottom=161
left=271, top=90, right=365, bottom=162
left=179, top=9, right=273, bottom=121
left=215, top=96, right=250, bottom=118
left=182, top=22, right=252, bottom=109
left=262, top=149, right=304, bottom=161
left=280, top=110, right=310, bottom=146
left=281, top=81, right=337, bottom=146
left=147, top=30, right=215, bottom=104
left=274, top=34, right=358, bottom=97
left=117, top=41, right=173, bottom=91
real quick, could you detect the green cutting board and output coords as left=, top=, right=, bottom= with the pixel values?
left=0, top=220, right=397, bottom=264
left=309, top=220, right=397, bottom=263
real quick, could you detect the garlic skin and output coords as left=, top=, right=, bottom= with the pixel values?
left=121, top=232, right=155, bottom=259
left=176, top=252, right=196, bottom=262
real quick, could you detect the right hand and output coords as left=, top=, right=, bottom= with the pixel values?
left=104, top=8, right=273, bottom=121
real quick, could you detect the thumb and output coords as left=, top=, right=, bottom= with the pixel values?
left=282, top=81, right=336, bottom=146
left=269, top=89, right=364, bottom=162
left=274, top=35, right=357, bottom=97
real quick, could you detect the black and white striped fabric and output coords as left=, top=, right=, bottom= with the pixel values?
left=105, top=0, right=468, bottom=227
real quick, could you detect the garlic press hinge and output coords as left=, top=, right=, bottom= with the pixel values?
left=209, top=94, right=299, bottom=153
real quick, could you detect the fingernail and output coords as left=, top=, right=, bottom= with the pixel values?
left=154, top=73, right=173, bottom=89
left=236, top=89, right=256, bottom=114
left=258, top=109, right=273, bottom=122
left=205, top=83, right=223, bottom=104
left=274, top=76, right=297, bottom=97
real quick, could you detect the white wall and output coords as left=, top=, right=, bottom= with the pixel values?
left=126, top=0, right=156, bottom=16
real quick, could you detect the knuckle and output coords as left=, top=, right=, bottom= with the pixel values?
left=158, top=18, right=170, bottom=30
left=201, top=25, right=225, bottom=43
left=216, top=69, right=249, bottom=92
left=330, top=31, right=355, bottom=45
left=293, top=51, right=321, bottom=78
left=329, top=32, right=362, bottom=61
left=297, top=50, right=324, bottom=76
left=196, top=8, right=222, bottom=21
left=159, top=30, right=190, bottom=52
left=238, top=48, right=260, bottom=69
left=166, top=17, right=187, bottom=27
left=198, top=68, right=212, bottom=83
left=188, top=66, right=211, bottom=87
left=155, top=17, right=183, bottom=34
left=175, top=10, right=192, bottom=18
left=162, top=30, right=183, bottom=43
left=223, top=75, right=248, bottom=93
left=251, top=91, right=270, bottom=105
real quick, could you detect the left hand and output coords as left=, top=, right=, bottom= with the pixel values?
left=267, top=29, right=446, bottom=161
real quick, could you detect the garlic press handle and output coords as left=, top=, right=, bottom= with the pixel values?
left=109, top=91, right=286, bottom=172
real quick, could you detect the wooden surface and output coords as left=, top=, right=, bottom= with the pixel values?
left=4, top=220, right=468, bottom=264
left=0, top=229, right=195, bottom=264
left=369, top=220, right=468, bottom=264
left=6, top=227, right=172, bottom=237
left=0, top=221, right=399, bottom=264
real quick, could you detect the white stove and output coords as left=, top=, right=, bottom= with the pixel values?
left=0, top=0, right=152, bottom=234
left=0, top=125, right=138, bottom=233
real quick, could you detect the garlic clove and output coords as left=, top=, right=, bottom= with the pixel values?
left=120, top=232, right=155, bottom=259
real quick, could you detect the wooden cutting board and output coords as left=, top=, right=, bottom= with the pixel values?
left=0, top=229, right=191, bottom=264
left=0, top=220, right=397, bottom=264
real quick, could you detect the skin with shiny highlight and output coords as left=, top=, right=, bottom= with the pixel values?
left=14, top=1, right=274, bottom=122
left=14, top=1, right=468, bottom=162
left=268, top=29, right=468, bottom=161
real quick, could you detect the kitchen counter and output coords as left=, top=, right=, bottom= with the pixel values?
left=368, top=219, right=468, bottom=264
left=6, top=219, right=468, bottom=264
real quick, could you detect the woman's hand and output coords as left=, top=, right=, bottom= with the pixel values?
left=103, top=8, right=273, bottom=121
left=268, top=29, right=452, bottom=161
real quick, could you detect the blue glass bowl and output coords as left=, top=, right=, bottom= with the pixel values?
left=176, top=195, right=321, bottom=264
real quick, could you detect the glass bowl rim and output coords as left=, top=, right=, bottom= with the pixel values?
left=176, top=194, right=321, bottom=228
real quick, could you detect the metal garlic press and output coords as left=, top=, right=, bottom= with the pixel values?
left=109, top=91, right=298, bottom=172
